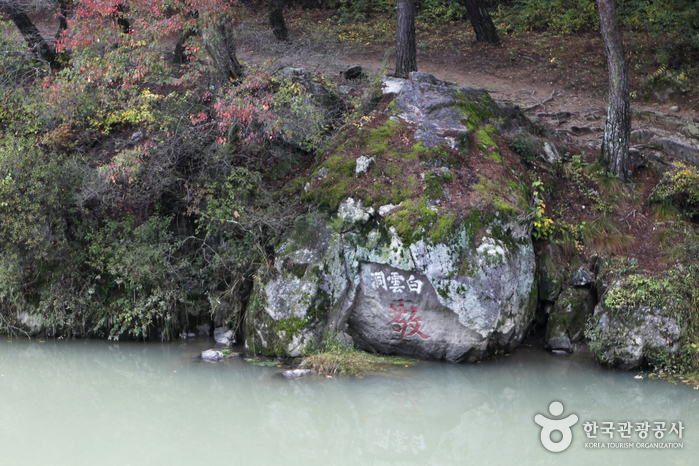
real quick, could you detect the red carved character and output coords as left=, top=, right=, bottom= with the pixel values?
left=389, top=303, right=430, bottom=339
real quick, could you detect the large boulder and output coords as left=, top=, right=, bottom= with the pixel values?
left=244, top=214, right=349, bottom=357
left=247, top=72, right=538, bottom=362
left=245, top=209, right=537, bottom=362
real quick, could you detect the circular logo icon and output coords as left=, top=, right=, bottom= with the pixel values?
left=534, top=401, right=579, bottom=452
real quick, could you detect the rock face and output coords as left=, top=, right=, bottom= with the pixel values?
left=585, top=276, right=683, bottom=370
left=245, top=211, right=537, bottom=362
left=545, top=287, right=596, bottom=353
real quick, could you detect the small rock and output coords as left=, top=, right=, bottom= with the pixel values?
left=282, top=369, right=311, bottom=379
left=408, top=71, right=437, bottom=85
left=551, top=350, right=571, bottom=356
left=201, top=349, right=224, bottom=362
left=670, top=106, right=680, bottom=113
left=338, top=197, right=374, bottom=225
left=131, top=131, right=144, bottom=141
left=630, top=128, right=656, bottom=145
left=355, top=155, right=375, bottom=175
left=214, top=326, right=235, bottom=345
left=542, top=142, right=563, bottom=164
left=572, top=265, right=594, bottom=287
left=317, top=167, right=329, bottom=180
left=378, top=203, right=401, bottom=217
left=652, top=138, right=699, bottom=165
left=343, top=65, right=365, bottom=81
left=279, top=67, right=309, bottom=79
left=381, top=76, right=408, bottom=95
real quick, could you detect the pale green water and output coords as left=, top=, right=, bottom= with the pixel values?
left=0, top=339, right=696, bottom=465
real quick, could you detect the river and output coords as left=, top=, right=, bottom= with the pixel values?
left=0, top=339, right=695, bottom=465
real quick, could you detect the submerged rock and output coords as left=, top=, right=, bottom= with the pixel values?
left=202, top=349, right=225, bottom=362
left=282, top=369, right=311, bottom=379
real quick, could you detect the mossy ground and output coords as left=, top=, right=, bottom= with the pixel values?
left=293, top=92, right=531, bottom=245
left=299, top=346, right=417, bottom=375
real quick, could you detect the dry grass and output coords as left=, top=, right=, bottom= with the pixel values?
left=299, top=345, right=417, bottom=376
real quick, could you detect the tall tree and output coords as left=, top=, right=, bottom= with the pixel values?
left=597, top=0, right=630, bottom=180
left=1, top=1, right=56, bottom=62
left=395, top=0, right=416, bottom=78
left=268, top=0, right=288, bottom=42
left=461, top=0, right=499, bottom=43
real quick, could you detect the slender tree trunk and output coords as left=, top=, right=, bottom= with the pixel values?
left=269, top=0, right=288, bottom=42
left=55, top=2, right=68, bottom=42
left=204, top=19, right=244, bottom=83
left=461, top=0, right=499, bottom=43
left=597, top=0, right=630, bottom=180
left=395, top=0, right=416, bottom=79
left=115, top=5, right=131, bottom=35
left=3, top=2, right=55, bottom=62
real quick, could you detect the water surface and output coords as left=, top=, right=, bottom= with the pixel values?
left=0, top=339, right=696, bottom=465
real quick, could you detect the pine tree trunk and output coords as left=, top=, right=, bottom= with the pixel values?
left=462, top=0, right=499, bottom=43
left=395, top=0, right=416, bottom=79
left=598, top=0, right=630, bottom=180
left=269, top=0, right=288, bottom=42
left=4, top=2, right=55, bottom=62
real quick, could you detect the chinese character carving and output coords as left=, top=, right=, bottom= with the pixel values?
left=407, top=275, right=423, bottom=294
left=389, top=303, right=430, bottom=339
left=371, top=271, right=387, bottom=291
left=387, top=272, right=406, bottom=293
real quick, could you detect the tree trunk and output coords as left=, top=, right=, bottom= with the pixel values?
left=269, top=0, right=288, bottom=42
left=173, top=10, right=199, bottom=64
left=461, top=0, right=499, bottom=44
left=3, top=2, right=55, bottom=62
left=597, top=0, right=630, bottom=180
left=395, top=0, right=416, bottom=79
left=173, top=29, right=197, bottom=64
left=115, top=5, right=131, bottom=35
left=204, top=19, right=244, bottom=83
left=55, top=3, right=68, bottom=42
